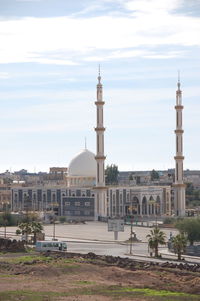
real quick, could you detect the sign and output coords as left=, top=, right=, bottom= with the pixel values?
left=108, top=219, right=124, bottom=232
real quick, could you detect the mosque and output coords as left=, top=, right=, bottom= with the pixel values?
left=11, top=71, right=185, bottom=220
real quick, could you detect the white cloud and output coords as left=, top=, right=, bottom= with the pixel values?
left=124, top=0, right=182, bottom=13
left=0, top=2, right=200, bottom=65
left=0, top=72, right=10, bottom=79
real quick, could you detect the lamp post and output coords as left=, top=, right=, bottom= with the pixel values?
left=128, top=204, right=137, bottom=255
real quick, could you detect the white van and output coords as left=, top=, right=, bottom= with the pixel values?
left=36, top=241, right=67, bottom=252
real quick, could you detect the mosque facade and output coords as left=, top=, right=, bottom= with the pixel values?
left=11, top=71, right=186, bottom=220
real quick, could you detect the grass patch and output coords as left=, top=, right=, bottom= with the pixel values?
left=0, top=274, right=16, bottom=278
left=0, top=286, right=199, bottom=301
left=4, top=255, right=52, bottom=264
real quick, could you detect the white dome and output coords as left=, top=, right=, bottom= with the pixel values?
left=68, top=149, right=96, bottom=177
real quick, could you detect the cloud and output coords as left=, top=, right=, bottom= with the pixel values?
left=0, top=72, right=10, bottom=79
left=0, top=1, right=200, bottom=65
left=124, top=0, right=183, bottom=13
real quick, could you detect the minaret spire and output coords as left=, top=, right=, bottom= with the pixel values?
left=173, top=75, right=186, bottom=216
left=94, top=66, right=107, bottom=220
left=177, top=70, right=181, bottom=91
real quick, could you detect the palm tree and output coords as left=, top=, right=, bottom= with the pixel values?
left=16, top=221, right=43, bottom=244
left=172, top=233, right=187, bottom=260
left=31, top=221, right=43, bottom=244
left=17, top=222, right=32, bottom=243
left=146, top=227, right=166, bottom=257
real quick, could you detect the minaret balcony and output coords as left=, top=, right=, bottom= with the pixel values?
left=174, top=129, right=184, bottom=134
left=95, top=101, right=105, bottom=105
left=174, top=155, right=184, bottom=160
left=175, top=105, right=184, bottom=110
left=95, top=127, right=105, bottom=131
left=95, top=155, right=106, bottom=160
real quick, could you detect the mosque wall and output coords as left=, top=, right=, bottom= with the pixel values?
left=12, top=185, right=171, bottom=220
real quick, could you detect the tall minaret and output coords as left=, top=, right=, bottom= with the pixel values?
left=94, top=66, right=107, bottom=220
left=173, top=73, right=186, bottom=216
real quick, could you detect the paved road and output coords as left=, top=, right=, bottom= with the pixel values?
left=67, top=240, right=200, bottom=264
left=2, top=222, right=200, bottom=264
left=67, top=240, right=149, bottom=256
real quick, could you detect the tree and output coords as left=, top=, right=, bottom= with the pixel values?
left=59, top=216, right=66, bottom=223
left=175, top=218, right=200, bottom=246
left=150, top=169, right=159, bottom=181
left=105, top=164, right=119, bottom=185
left=16, top=221, right=43, bottom=244
left=31, top=221, right=43, bottom=244
left=172, top=233, right=187, bottom=260
left=17, top=222, right=32, bottom=243
left=146, top=227, right=166, bottom=257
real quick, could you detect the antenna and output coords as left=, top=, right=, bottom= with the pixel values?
left=84, top=137, right=87, bottom=149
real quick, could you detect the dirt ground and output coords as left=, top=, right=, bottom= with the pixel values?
left=0, top=252, right=200, bottom=301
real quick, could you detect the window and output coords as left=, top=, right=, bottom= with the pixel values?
left=85, top=202, right=90, bottom=206
left=65, top=211, right=71, bottom=215
left=75, top=210, right=80, bottom=215
left=75, top=202, right=80, bottom=206
left=84, top=210, right=90, bottom=215
left=66, top=202, right=70, bottom=206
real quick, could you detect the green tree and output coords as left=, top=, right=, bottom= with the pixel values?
left=172, top=233, right=187, bottom=260
left=17, top=222, right=32, bottom=243
left=105, top=164, right=119, bottom=185
left=59, top=216, right=66, bottom=223
left=31, top=221, right=43, bottom=244
left=150, top=169, right=160, bottom=181
left=146, top=227, right=166, bottom=257
left=16, top=221, right=43, bottom=244
left=175, top=218, right=200, bottom=245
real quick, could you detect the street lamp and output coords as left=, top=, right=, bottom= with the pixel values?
left=128, top=204, right=137, bottom=255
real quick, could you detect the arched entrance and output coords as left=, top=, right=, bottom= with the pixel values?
left=148, top=196, right=155, bottom=215
left=142, top=196, right=147, bottom=215
left=155, top=195, right=161, bottom=215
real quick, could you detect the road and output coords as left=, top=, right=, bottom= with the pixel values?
left=2, top=222, right=200, bottom=264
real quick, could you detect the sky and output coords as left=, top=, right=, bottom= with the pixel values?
left=0, top=0, right=199, bottom=173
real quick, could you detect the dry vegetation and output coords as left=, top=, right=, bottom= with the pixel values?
left=0, top=252, right=200, bottom=301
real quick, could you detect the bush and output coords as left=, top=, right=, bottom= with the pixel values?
left=175, top=218, right=200, bottom=245
left=59, top=216, right=66, bottom=223
left=163, top=217, right=176, bottom=225
left=0, top=213, right=20, bottom=226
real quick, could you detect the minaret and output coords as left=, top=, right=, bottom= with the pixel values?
left=94, top=66, right=107, bottom=220
left=173, top=73, right=186, bottom=216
